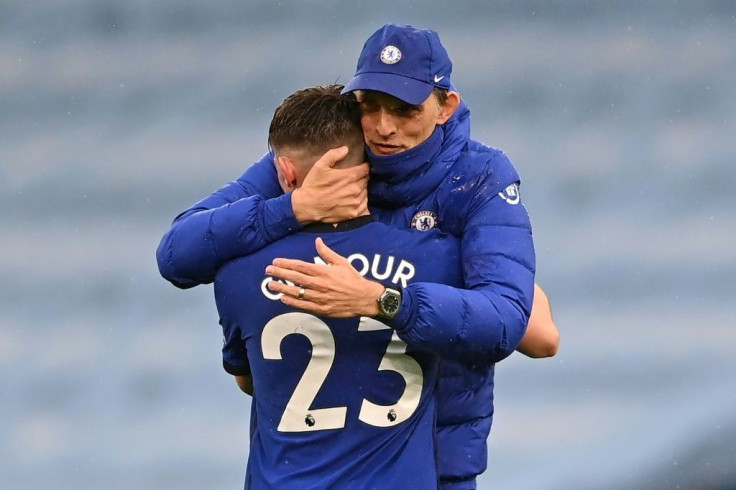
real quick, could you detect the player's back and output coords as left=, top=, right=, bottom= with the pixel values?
left=214, top=216, right=461, bottom=490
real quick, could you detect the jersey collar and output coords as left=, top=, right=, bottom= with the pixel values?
left=301, top=215, right=375, bottom=234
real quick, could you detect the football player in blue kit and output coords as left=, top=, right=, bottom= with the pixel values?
left=215, top=85, right=468, bottom=489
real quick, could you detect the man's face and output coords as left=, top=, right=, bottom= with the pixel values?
left=356, top=90, right=447, bottom=156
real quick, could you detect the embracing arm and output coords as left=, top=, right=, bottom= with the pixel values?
left=264, top=155, right=534, bottom=366
left=156, top=148, right=369, bottom=288
left=517, top=283, right=559, bottom=358
left=156, top=153, right=295, bottom=288
left=392, top=210, right=534, bottom=365
left=266, top=187, right=534, bottom=367
left=389, top=155, right=535, bottom=366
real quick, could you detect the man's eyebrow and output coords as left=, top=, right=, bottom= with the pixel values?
left=395, top=101, right=422, bottom=111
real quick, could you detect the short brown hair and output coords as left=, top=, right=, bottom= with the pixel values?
left=432, top=87, right=449, bottom=105
left=268, top=85, right=363, bottom=155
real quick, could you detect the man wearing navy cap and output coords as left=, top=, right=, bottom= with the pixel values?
left=158, top=23, right=557, bottom=489
left=342, top=23, right=454, bottom=105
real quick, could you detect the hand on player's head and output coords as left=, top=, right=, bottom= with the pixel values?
left=314, top=146, right=350, bottom=169
left=292, top=146, right=369, bottom=224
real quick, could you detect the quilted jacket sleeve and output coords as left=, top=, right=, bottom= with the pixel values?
left=389, top=152, right=536, bottom=366
left=156, top=152, right=299, bottom=289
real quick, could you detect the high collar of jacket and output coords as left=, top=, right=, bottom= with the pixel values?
left=367, top=99, right=471, bottom=207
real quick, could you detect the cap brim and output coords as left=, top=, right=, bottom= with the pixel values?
left=342, top=72, right=434, bottom=105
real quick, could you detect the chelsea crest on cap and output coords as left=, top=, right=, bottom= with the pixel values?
left=380, top=45, right=402, bottom=64
left=342, top=23, right=453, bottom=105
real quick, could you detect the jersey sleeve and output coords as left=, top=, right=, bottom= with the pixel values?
left=156, top=152, right=301, bottom=288
left=390, top=153, right=535, bottom=366
left=221, top=321, right=251, bottom=376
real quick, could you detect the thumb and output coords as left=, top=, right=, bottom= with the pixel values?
left=313, top=146, right=349, bottom=170
left=315, top=237, right=346, bottom=266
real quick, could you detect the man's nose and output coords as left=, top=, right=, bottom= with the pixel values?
left=374, top=108, right=397, bottom=137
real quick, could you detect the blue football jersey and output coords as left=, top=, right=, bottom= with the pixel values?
left=214, top=216, right=461, bottom=490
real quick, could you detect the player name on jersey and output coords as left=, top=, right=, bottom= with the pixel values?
left=260, top=253, right=415, bottom=300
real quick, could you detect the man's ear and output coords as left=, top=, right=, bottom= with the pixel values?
left=437, top=91, right=461, bottom=125
left=276, top=155, right=297, bottom=189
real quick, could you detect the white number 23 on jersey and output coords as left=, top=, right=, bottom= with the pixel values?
left=261, top=312, right=423, bottom=432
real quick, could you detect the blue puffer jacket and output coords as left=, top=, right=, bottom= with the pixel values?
left=156, top=100, right=535, bottom=487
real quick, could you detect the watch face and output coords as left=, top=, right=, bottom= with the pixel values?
left=382, top=294, right=400, bottom=313
left=380, top=289, right=401, bottom=318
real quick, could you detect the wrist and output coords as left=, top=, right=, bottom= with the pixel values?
left=291, top=188, right=315, bottom=224
left=366, top=281, right=384, bottom=317
left=375, top=285, right=402, bottom=321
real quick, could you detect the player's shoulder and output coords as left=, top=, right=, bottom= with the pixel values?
left=215, top=254, right=261, bottom=293
left=217, top=233, right=308, bottom=281
left=463, top=141, right=519, bottom=184
left=440, top=140, right=521, bottom=205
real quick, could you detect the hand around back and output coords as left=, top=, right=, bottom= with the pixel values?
left=266, top=237, right=384, bottom=318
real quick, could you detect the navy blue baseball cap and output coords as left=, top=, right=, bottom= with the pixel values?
left=342, top=24, right=453, bottom=105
